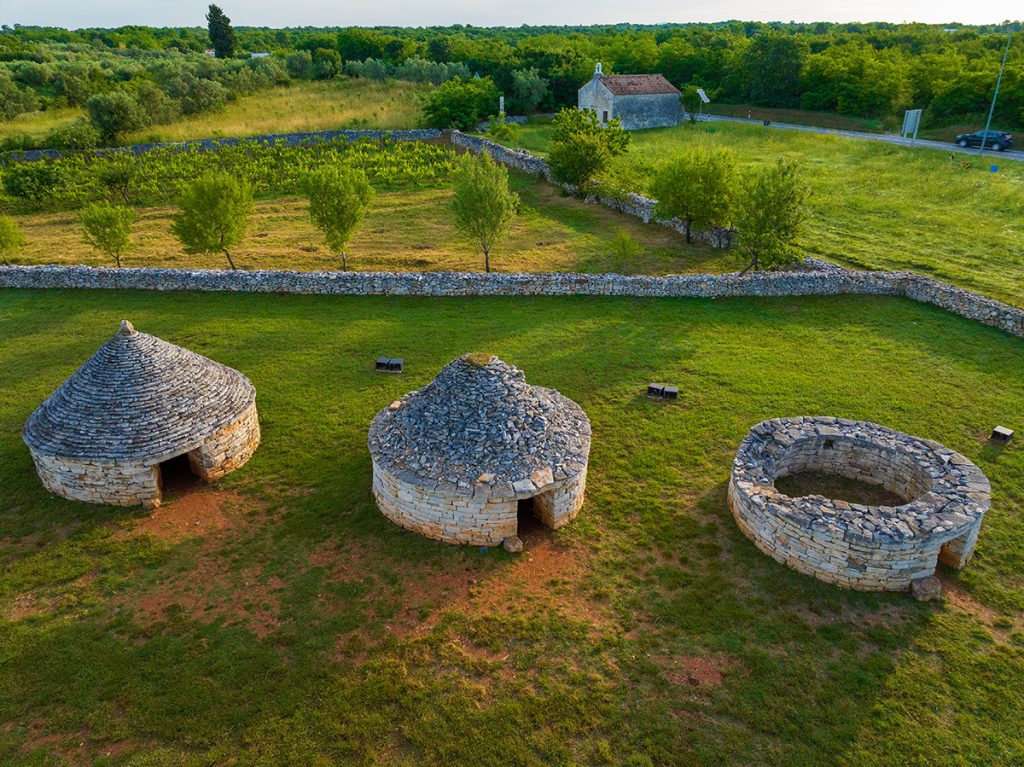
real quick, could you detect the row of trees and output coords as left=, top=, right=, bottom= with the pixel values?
left=0, top=152, right=519, bottom=273
left=4, top=19, right=1021, bottom=133
left=539, top=108, right=810, bottom=273
left=4, top=19, right=1019, bottom=139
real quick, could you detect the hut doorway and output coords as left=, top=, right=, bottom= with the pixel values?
left=158, top=452, right=201, bottom=497
left=517, top=495, right=553, bottom=539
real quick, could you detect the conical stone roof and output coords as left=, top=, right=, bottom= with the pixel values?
left=368, top=354, right=591, bottom=497
left=23, top=320, right=256, bottom=464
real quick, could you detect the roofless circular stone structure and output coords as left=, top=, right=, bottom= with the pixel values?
left=368, top=353, right=591, bottom=548
left=23, top=320, right=260, bottom=509
left=728, top=417, right=990, bottom=592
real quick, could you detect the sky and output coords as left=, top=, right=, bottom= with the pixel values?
left=0, top=0, right=1012, bottom=29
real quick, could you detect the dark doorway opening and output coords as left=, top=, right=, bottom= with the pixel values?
left=517, top=497, right=547, bottom=540
left=158, top=452, right=201, bottom=498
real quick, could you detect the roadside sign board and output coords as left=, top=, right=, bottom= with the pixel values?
left=902, top=109, right=922, bottom=138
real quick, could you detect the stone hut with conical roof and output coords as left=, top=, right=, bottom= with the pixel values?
left=367, top=353, right=591, bottom=548
left=23, top=320, right=260, bottom=509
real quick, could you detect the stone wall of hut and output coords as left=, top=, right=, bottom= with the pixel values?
left=29, top=450, right=161, bottom=508
left=187, top=402, right=261, bottom=481
left=371, top=461, right=587, bottom=546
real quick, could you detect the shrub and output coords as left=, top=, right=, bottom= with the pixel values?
left=734, top=159, right=811, bottom=274
left=95, top=156, right=140, bottom=205
left=486, top=116, right=521, bottom=143
left=81, top=202, right=134, bottom=267
left=2, top=163, right=66, bottom=203
left=85, top=91, right=146, bottom=142
left=171, top=173, right=253, bottom=270
left=304, top=165, right=374, bottom=272
left=451, top=151, right=518, bottom=272
left=45, top=119, right=101, bottom=151
left=650, top=147, right=736, bottom=243
left=0, top=216, right=26, bottom=265
left=285, top=51, right=313, bottom=79
left=423, top=77, right=499, bottom=131
left=508, top=68, right=548, bottom=113
left=0, top=71, right=38, bottom=120
left=312, top=49, right=341, bottom=80
left=547, top=107, right=629, bottom=193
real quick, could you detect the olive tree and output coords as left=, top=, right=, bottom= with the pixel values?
left=734, top=159, right=811, bottom=275
left=81, top=203, right=134, bottom=267
left=0, top=216, right=25, bottom=265
left=305, top=165, right=374, bottom=272
left=547, top=107, right=628, bottom=193
left=451, top=152, right=518, bottom=273
left=650, top=147, right=736, bottom=243
left=171, top=173, right=253, bottom=270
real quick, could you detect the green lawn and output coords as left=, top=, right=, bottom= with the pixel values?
left=1, top=289, right=1022, bottom=766
left=504, top=121, right=1024, bottom=308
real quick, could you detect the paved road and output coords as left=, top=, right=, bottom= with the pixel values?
left=705, top=114, right=1024, bottom=164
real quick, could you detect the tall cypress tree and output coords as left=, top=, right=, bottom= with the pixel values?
left=206, top=4, right=236, bottom=59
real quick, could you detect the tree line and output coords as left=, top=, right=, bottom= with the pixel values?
left=3, top=18, right=1022, bottom=131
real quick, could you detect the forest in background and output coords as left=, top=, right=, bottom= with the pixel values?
left=1, top=20, right=1021, bottom=147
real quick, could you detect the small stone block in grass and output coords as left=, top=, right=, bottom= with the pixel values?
left=991, top=426, right=1013, bottom=443
left=376, top=357, right=404, bottom=373
left=647, top=383, right=664, bottom=398
left=662, top=385, right=679, bottom=400
left=911, top=575, right=942, bottom=602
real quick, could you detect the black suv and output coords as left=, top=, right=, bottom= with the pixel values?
left=955, top=130, right=1014, bottom=151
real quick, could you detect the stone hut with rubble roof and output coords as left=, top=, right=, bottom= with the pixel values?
left=23, top=320, right=260, bottom=509
left=577, top=62, right=681, bottom=130
left=367, top=353, right=591, bottom=550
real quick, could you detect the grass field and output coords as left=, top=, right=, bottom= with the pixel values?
left=1, top=289, right=1022, bottom=766
left=505, top=121, right=1024, bottom=307
left=9, top=176, right=732, bottom=275
left=0, top=78, right=429, bottom=147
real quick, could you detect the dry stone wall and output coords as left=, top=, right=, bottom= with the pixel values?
left=3, top=265, right=1022, bottom=340
left=372, top=462, right=520, bottom=546
left=533, top=468, right=587, bottom=529
left=728, top=417, right=991, bottom=591
left=188, top=402, right=261, bottom=482
left=450, top=132, right=735, bottom=248
left=29, top=451, right=161, bottom=508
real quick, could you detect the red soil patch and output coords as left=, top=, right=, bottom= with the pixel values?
left=131, top=555, right=284, bottom=639
left=118, top=489, right=244, bottom=542
left=657, top=653, right=734, bottom=688
left=317, top=526, right=617, bottom=662
left=7, top=593, right=53, bottom=621
left=937, top=571, right=1022, bottom=641
left=7, top=719, right=144, bottom=766
left=122, top=491, right=284, bottom=638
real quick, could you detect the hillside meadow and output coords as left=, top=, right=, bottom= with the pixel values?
left=0, top=78, right=429, bottom=147
left=504, top=120, right=1024, bottom=307
left=0, top=289, right=1022, bottom=766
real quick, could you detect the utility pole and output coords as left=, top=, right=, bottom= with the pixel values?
left=979, top=28, right=1013, bottom=154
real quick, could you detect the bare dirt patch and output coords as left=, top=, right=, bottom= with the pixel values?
left=937, top=572, right=1022, bottom=641
left=656, top=653, right=735, bottom=688
left=122, top=492, right=283, bottom=638
left=119, top=490, right=245, bottom=542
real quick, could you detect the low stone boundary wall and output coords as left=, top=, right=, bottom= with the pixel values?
left=2, top=264, right=1021, bottom=339
left=451, top=131, right=735, bottom=248
left=1, top=128, right=447, bottom=163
